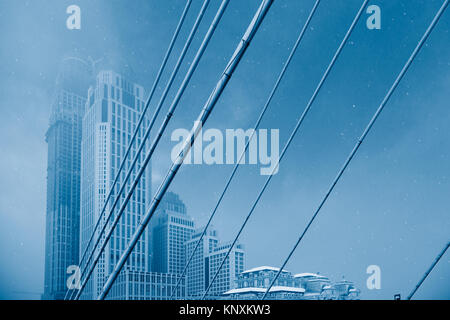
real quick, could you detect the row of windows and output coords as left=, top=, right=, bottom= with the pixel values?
left=170, top=216, right=193, bottom=226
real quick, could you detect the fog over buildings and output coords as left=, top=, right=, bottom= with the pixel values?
left=0, top=0, right=449, bottom=300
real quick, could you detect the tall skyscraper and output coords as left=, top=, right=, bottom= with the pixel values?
left=150, top=192, right=195, bottom=275
left=43, top=57, right=92, bottom=300
left=80, top=70, right=151, bottom=299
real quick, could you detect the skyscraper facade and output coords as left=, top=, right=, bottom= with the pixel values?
left=206, top=242, right=245, bottom=297
left=107, top=270, right=186, bottom=300
left=151, top=192, right=195, bottom=275
left=185, top=226, right=245, bottom=298
left=43, top=57, right=92, bottom=300
left=185, top=226, right=219, bottom=297
left=80, top=70, right=151, bottom=299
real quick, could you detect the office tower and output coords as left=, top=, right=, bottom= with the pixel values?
left=151, top=192, right=195, bottom=275
left=206, top=242, right=245, bottom=297
left=185, top=226, right=219, bottom=297
left=43, top=57, right=92, bottom=300
left=80, top=70, right=150, bottom=299
left=185, top=226, right=244, bottom=298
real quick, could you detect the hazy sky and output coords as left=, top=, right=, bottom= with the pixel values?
left=0, top=0, right=449, bottom=300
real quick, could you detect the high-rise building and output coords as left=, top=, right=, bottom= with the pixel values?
left=206, top=241, right=245, bottom=297
left=185, top=226, right=244, bottom=298
left=150, top=192, right=195, bottom=275
left=43, top=57, right=92, bottom=300
left=185, top=226, right=219, bottom=297
left=80, top=70, right=151, bottom=299
left=105, top=191, right=196, bottom=300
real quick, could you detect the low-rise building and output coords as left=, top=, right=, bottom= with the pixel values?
left=107, top=269, right=186, bottom=300
left=223, top=266, right=360, bottom=300
left=223, top=286, right=305, bottom=300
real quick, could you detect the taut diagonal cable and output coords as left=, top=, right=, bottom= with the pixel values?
left=171, top=0, right=322, bottom=300
left=74, top=0, right=232, bottom=300
left=72, top=0, right=211, bottom=300
left=407, top=241, right=449, bottom=300
left=97, top=0, right=274, bottom=300
left=263, top=0, right=449, bottom=300
left=203, top=0, right=370, bottom=300
left=65, top=0, right=193, bottom=301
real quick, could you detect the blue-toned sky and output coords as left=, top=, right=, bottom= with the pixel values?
left=0, top=0, right=449, bottom=300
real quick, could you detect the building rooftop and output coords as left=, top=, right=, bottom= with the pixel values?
left=242, top=266, right=289, bottom=274
left=223, top=286, right=305, bottom=295
left=293, top=273, right=327, bottom=279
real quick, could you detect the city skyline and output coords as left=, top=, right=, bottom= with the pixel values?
left=43, top=57, right=362, bottom=298
left=0, top=0, right=449, bottom=300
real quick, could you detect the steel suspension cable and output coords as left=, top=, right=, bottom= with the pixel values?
left=171, top=0, right=322, bottom=300
left=71, top=0, right=211, bottom=300
left=97, top=0, right=274, bottom=300
left=203, top=0, right=370, bottom=299
left=65, top=0, right=192, bottom=301
left=74, top=0, right=232, bottom=300
left=263, top=0, right=449, bottom=300
left=407, top=241, right=449, bottom=300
